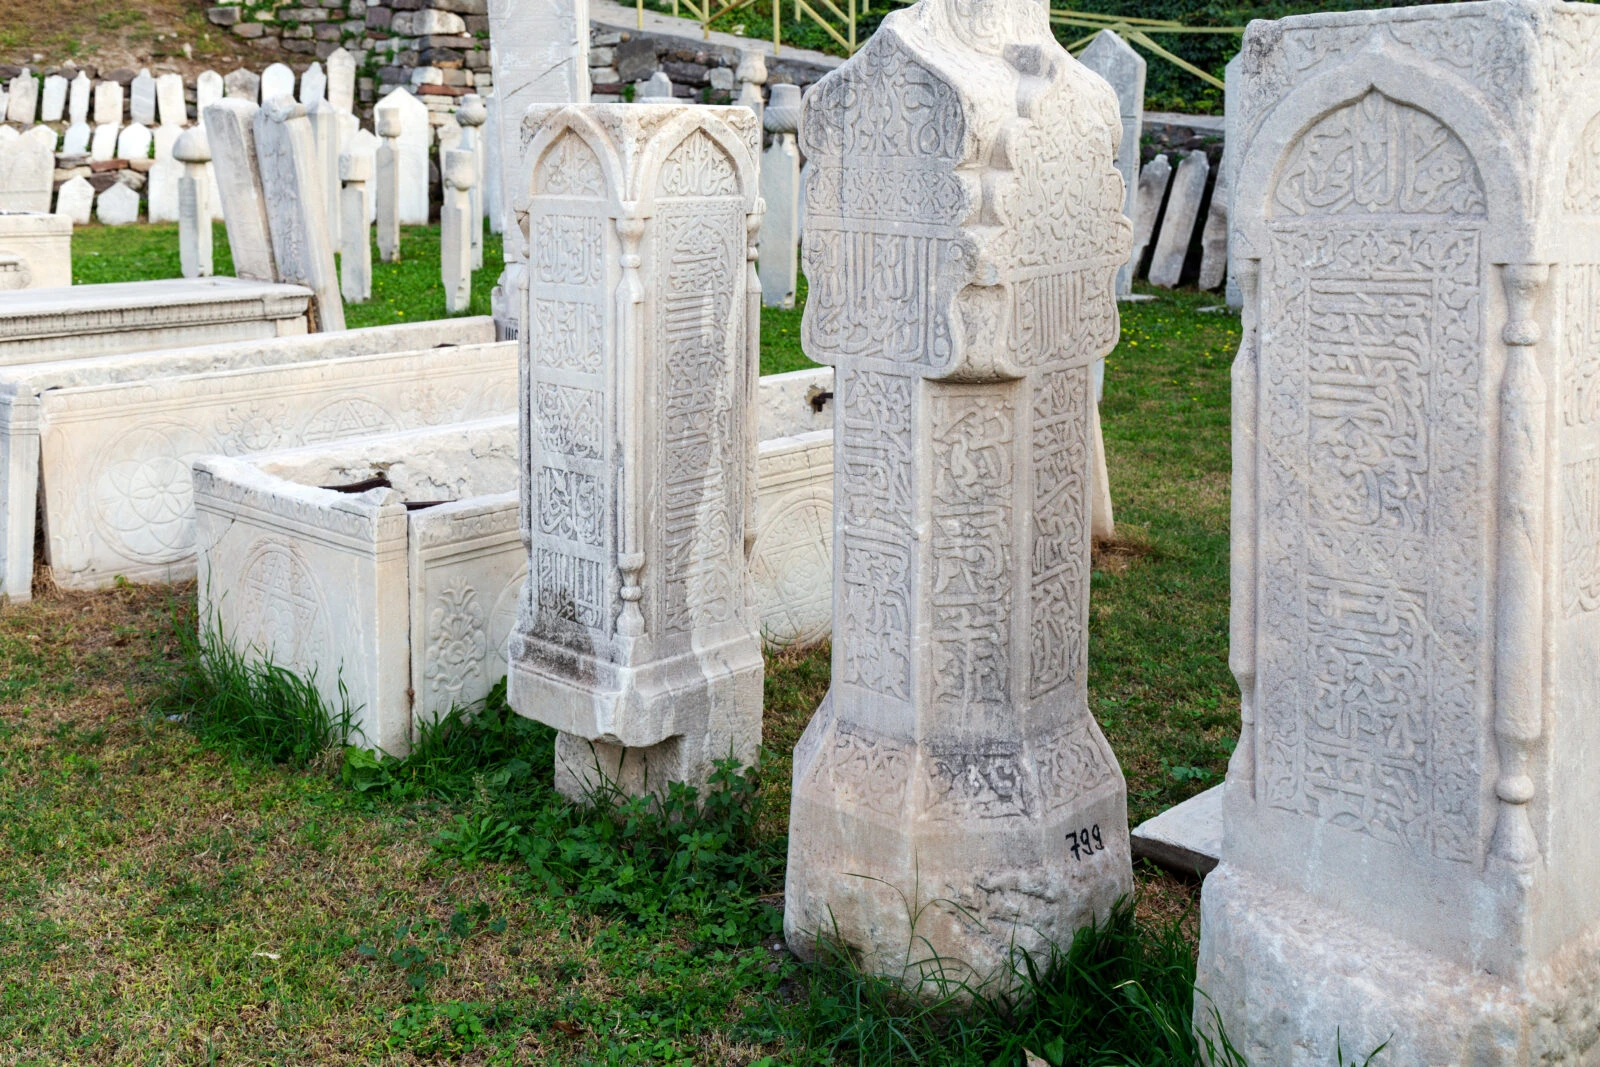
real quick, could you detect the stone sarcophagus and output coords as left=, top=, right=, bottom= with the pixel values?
left=1198, top=2, right=1600, bottom=1060
left=508, top=103, right=765, bottom=799
left=782, top=0, right=1135, bottom=991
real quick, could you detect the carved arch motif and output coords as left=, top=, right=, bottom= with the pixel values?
left=656, top=128, right=739, bottom=198
left=1270, top=91, right=1485, bottom=218
left=533, top=129, right=606, bottom=198
left=1565, top=110, right=1600, bottom=215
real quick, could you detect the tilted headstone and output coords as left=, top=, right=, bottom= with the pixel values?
left=147, top=124, right=183, bottom=224
left=485, top=0, right=590, bottom=339
left=638, top=71, right=672, bottom=99
left=197, top=70, right=223, bottom=115
left=1197, top=2, right=1600, bottom=1059
left=62, top=123, right=91, bottom=155
left=93, top=80, right=123, bottom=126
left=326, top=48, right=356, bottom=114
left=54, top=175, right=95, bottom=226
left=129, top=69, right=156, bottom=126
left=89, top=124, right=119, bottom=163
left=457, top=95, right=487, bottom=270
left=374, top=107, right=402, bottom=263
left=1197, top=152, right=1227, bottom=292
left=6, top=71, right=38, bottom=125
left=253, top=97, right=345, bottom=332
left=174, top=128, right=213, bottom=278
left=1078, top=30, right=1145, bottom=298
left=116, top=123, right=153, bottom=162
left=68, top=72, right=91, bottom=125
left=95, top=182, right=140, bottom=226
left=306, top=98, right=342, bottom=240
left=1128, top=153, right=1170, bottom=280
left=440, top=148, right=474, bottom=313
left=508, top=101, right=764, bottom=800
left=156, top=73, right=187, bottom=128
left=372, top=87, right=430, bottom=225
left=1147, top=149, right=1206, bottom=288
left=40, top=75, right=67, bottom=123
left=224, top=69, right=259, bottom=103
left=203, top=99, right=277, bottom=282
left=0, top=126, right=53, bottom=212
left=299, top=62, right=327, bottom=106
left=783, top=0, right=1133, bottom=990
left=260, top=64, right=295, bottom=106
left=338, top=150, right=371, bottom=303
left=757, top=83, right=800, bottom=309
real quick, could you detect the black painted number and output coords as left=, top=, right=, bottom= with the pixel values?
left=1067, top=824, right=1104, bottom=860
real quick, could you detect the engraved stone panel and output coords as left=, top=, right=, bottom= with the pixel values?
left=509, top=103, right=764, bottom=801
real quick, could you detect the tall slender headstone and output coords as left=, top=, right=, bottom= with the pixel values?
left=253, top=97, right=344, bottom=332
left=1197, top=155, right=1228, bottom=292
left=197, top=70, right=224, bottom=115
left=129, top=69, right=157, bottom=126
left=372, top=87, right=430, bottom=225
left=224, top=68, right=259, bottom=103
left=156, top=73, right=187, bottom=127
left=508, top=101, right=764, bottom=800
left=339, top=150, right=372, bottom=303
left=348, top=127, right=379, bottom=224
left=440, top=148, right=474, bottom=313
left=1198, top=2, right=1600, bottom=1059
left=483, top=93, right=503, bottom=235
left=299, top=62, right=327, bottom=106
left=326, top=48, right=356, bottom=114
left=486, top=0, right=590, bottom=341
left=456, top=95, right=487, bottom=270
left=68, top=72, right=91, bottom=125
left=40, top=75, right=67, bottom=123
left=783, top=0, right=1133, bottom=991
left=1147, top=149, right=1207, bottom=288
left=1078, top=30, right=1145, bottom=298
left=758, top=83, right=800, bottom=309
left=1222, top=53, right=1242, bottom=310
left=306, top=98, right=342, bottom=239
left=93, top=80, right=123, bottom=126
left=374, top=107, right=402, bottom=263
left=6, top=71, right=38, bottom=125
left=174, top=128, right=213, bottom=278
left=203, top=99, right=277, bottom=282
left=147, top=124, right=183, bottom=223
left=260, top=64, right=296, bottom=106
left=1128, top=153, right=1170, bottom=281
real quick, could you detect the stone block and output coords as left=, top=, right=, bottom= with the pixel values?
left=0, top=316, right=494, bottom=601
left=1197, top=2, right=1600, bottom=1060
left=615, top=38, right=656, bottom=83
left=207, top=6, right=242, bottom=24
left=0, top=211, right=70, bottom=289
left=510, top=101, right=764, bottom=800
left=1130, top=784, right=1220, bottom=877
left=783, top=0, right=1133, bottom=993
left=196, top=416, right=520, bottom=755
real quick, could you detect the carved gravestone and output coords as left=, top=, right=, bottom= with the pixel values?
left=1078, top=30, right=1144, bottom=298
left=129, top=69, right=156, bottom=126
left=339, top=150, right=371, bottom=302
left=508, top=102, right=764, bottom=800
left=68, top=72, right=90, bottom=125
left=204, top=99, right=277, bottom=283
left=1197, top=1, right=1600, bottom=1060
left=0, top=127, right=54, bottom=212
left=197, top=70, right=224, bottom=115
left=55, top=176, right=94, bottom=226
left=1128, top=153, right=1170, bottom=281
left=326, top=49, right=356, bottom=114
left=440, top=148, right=474, bottom=313
left=175, top=128, right=213, bottom=278
left=156, top=73, right=187, bottom=128
left=1147, top=149, right=1207, bottom=288
left=783, top=0, right=1134, bottom=991
left=93, top=80, right=123, bottom=126
left=372, top=87, right=430, bottom=226
left=224, top=69, right=259, bottom=103
left=7, top=71, right=38, bottom=125
left=41, top=75, right=67, bottom=123
left=253, top=98, right=345, bottom=332
left=487, top=0, right=590, bottom=340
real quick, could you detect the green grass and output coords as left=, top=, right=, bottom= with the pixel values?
left=0, top=253, right=1252, bottom=1061
left=71, top=222, right=503, bottom=328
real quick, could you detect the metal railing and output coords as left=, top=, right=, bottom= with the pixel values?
left=633, top=0, right=1243, bottom=89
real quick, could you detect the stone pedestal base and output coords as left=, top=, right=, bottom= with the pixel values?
left=783, top=693, right=1131, bottom=992
left=1196, top=864, right=1600, bottom=1065
left=509, top=635, right=762, bottom=801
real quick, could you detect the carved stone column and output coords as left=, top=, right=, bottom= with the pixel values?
left=782, top=0, right=1135, bottom=992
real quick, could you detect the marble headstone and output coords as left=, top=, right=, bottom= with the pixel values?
left=372, top=87, right=430, bottom=225
left=326, top=48, right=356, bottom=114
left=129, top=69, right=156, bottom=126
left=1077, top=30, right=1145, bottom=298
left=68, top=72, right=91, bottom=125
left=203, top=99, right=277, bottom=282
left=224, top=68, right=259, bottom=103
left=93, top=80, right=123, bottom=126
left=260, top=64, right=296, bottom=106
left=757, top=83, right=800, bottom=309
left=54, top=175, right=95, bottom=226
left=95, top=182, right=140, bottom=225
left=1147, top=150, right=1206, bottom=288
left=6, top=72, right=38, bottom=125
left=253, top=97, right=345, bottom=331
left=40, top=74, right=67, bottom=123
left=156, top=73, right=187, bottom=127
